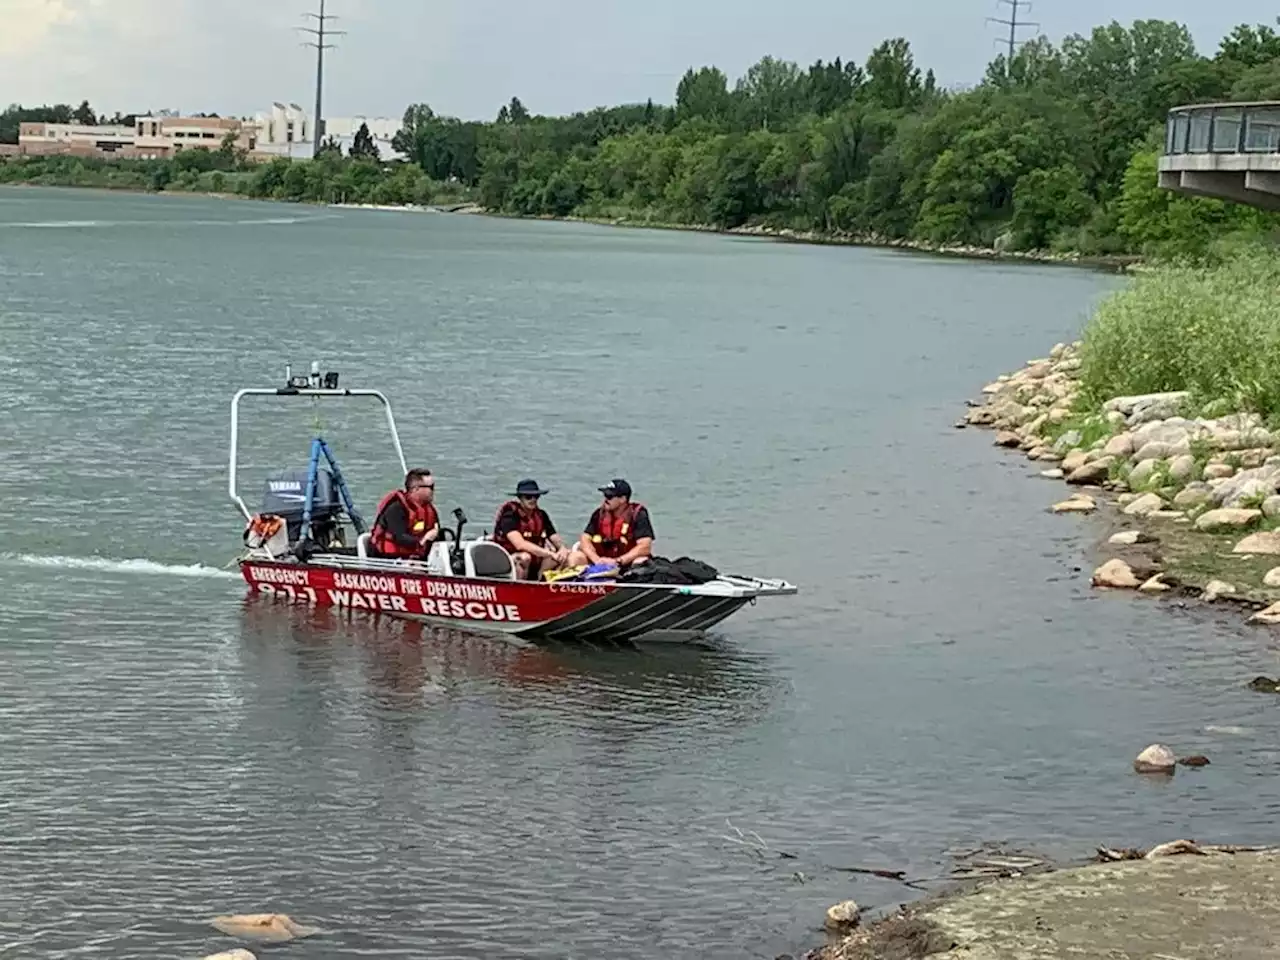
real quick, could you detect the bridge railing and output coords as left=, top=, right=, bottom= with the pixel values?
left=1165, top=103, right=1280, bottom=156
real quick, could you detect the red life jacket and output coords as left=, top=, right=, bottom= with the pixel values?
left=493, top=500, right=547, bottom=552
left=369, top=489, right=438, bottom=558
left=591, top=502, right=644, bottom=559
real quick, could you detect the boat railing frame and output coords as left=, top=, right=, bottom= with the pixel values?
left=229, top=367, right=408, bottom=524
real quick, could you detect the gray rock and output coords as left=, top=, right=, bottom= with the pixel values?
left=1196, top=508, right=1263, bottom=532
left=1213, top=466, right=1280, bottom=507
left=1133, top=440, right=1190, bottom=462
left=1053, top=429, right=1083, bottom=454
left=1235, top=531, right=1280, bottom=555
left=1066, top=458, right=1114, bottom=485
left=1204, top=462, right=1235, bottom=480
left=1263, top=496, right=1280, bottom=519
left=1061, top=449, right=1089, bottom=473
left=1103, top=432, right=1135, bottom=458
left=1128, top=458, right=1162, bottom=489
left=1173, top=484, right=1213, bottom=509
left=1168, top=454, right=1197, bottom=483
left=1123, top=492, right=1165, bottom=517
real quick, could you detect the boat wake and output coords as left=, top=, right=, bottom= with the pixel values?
left=0, top=552, right=240, bottom=580
left=0, top=214, right=339, bottom=229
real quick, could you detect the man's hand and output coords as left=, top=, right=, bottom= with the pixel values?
left=420, top=525, right=439, bottom=546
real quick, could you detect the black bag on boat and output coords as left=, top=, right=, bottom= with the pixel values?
left=621, top=555, right=719, bottom=585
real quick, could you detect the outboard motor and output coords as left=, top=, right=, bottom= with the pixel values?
left=259, top=466, right=345, bottom=547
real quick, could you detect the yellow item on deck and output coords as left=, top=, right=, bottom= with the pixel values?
left=543, top=565, right=585, bottom=582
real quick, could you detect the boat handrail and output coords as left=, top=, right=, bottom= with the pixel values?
left=228, top=362, right=409, bottom=522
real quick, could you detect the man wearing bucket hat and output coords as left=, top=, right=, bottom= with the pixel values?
left=492, top=478, right=571, bottom=580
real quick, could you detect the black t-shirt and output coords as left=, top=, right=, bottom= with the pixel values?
left=584, top=503, right=654, bottom=541
left=495, top=503, right=557, bottom=543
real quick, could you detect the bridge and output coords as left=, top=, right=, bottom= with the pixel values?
left=1159, top=102, right=1280, bottom=210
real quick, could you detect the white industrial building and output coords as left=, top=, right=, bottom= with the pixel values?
left=252, top=102, right=404, bottom=160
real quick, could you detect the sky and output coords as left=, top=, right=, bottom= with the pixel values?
left=1, top=0, right=1277, bottom=123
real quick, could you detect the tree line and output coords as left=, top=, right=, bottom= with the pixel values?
left=386, top=19, right=1280, bottom=258
left=6, top=17, right=1280, bottom=257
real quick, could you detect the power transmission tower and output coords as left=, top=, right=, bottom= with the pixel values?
left=299, top=0, right=345, bottom=156
left=987, top=0, right=1038, bottom=67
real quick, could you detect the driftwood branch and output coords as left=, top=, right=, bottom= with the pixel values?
left=719, top=820, right=923, bottom=888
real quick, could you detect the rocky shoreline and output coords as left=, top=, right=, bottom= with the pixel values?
left=454, top=205, right=1141, bottom=271
left=959, top=341, right=1280, bottom=623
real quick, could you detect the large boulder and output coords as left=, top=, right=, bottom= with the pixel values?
left=1093, top=558, right=1141, bottom=588
left=1211, top=466, right=1280, bottom=507
left=1103, top=432, right=1135, bottom=458
left=1123, top=492, right=1165, bottom=518
left=1233, top=531, right=1280, bottom=555
left=1103, top=392, right=1189, bottom=425
left=1066, top=457, right=1114, bottom=485
left=1128, top=459, right=1162, bottom=489
left=824, top=900, right=861, bottom=932
left=1196, top=508, right=1262, bottom=532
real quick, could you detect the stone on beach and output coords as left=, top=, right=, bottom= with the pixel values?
left=1133, top=744, right=1177, bottom=774
left=1139, top=574, right=1171, bottom=593
left=1123, top=492, right=1165, bottom=518
left=824, top=899, right=861, bottom=931
left=1109, top=530, right=1154, bottom=545
left=202, top=952, right=257, bottom=960
left=1250, top=603, right=1280, bottom=625
left=1066, top=458, right=1113, bottom=485
left=1103, top=432, right=1135, bottom=458
left=1195, top=508, right=1261, bottom=532
left=1265, top=567, right=1280, bottom=588
left=1093, top=559, right=1140, bottom=589
left=1233, top=531, right=1280, bottom=555
left=1203, top=580, right=1237, bottom=602
left=1039, top=468, right=1064, bottom=480
left=1060, top=449, right=1089, bottom=473
left=994, top=430, right=1021, bottom=447
left=1052, top=494, right=1096, bottom=513
left=1203, top=462, right=1235, bottom=480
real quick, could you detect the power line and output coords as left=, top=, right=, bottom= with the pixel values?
left=986, top=0, right=1038, bottom=67
left=299, top=0, right=345, bottom=156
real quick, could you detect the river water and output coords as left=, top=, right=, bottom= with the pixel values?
left=2, top=186, right=1279, bottom=959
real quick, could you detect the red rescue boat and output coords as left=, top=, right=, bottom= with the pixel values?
left=230, top=362, right=797, bottom=644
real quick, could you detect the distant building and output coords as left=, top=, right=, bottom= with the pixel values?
left=12, top=102, right=404, bottom=163
left=252, top=102, right=404, bottom=160
left=17, top=115, right=259, bottom=159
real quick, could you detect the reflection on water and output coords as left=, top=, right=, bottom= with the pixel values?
left=236, top=594, right=782, bottom=733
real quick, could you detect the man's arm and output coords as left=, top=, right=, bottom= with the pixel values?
left=578, top=509, right=603, bottom=564
left=615, top=507, right=654, bottom=566
left=543, top=511, right=567, bottom=553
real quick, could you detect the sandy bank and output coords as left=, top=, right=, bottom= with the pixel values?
left=813, top=847, right=1280, bottom=960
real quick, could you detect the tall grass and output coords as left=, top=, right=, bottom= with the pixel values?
left=1077, top=247, right=1280, bottom=421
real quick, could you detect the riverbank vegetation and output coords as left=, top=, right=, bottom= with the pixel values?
left=6, top=16, right=1280, bottom=257
left=964, top=245, right=1280, bottom=618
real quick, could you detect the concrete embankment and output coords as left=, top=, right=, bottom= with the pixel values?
left=812, top=847, right=1280, bottom=960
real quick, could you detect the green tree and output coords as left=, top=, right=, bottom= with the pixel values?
left=349, top=122, right=380, bottom=160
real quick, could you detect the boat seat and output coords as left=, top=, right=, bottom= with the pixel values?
left=465, top=541, right=516, bottom=580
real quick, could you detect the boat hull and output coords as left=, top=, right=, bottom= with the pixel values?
left=240, top=559, right=775, bottom=643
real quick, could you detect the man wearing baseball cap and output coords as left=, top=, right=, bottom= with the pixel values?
left=568, top=478, right=655, bottom=570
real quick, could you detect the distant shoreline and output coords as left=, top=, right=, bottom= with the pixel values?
left=0, top=180, right=1141, bottom=272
